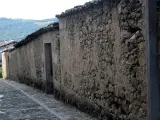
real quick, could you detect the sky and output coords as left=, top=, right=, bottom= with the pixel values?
left=0, top=0, right=90, bottom=20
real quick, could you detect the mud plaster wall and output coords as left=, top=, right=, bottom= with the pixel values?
left=58, top=0, right=146, bottom=119
left=8, top=31, right=60, bottom=91
left=2, top=52, right=9, bottom=78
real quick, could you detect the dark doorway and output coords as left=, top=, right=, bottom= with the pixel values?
left=44, top=43, right=53, bottom=94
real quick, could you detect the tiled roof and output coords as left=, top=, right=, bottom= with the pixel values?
left=0, top=40, right=17, bottom=48
left=1, top=47, right=15, bottom=53
left=14, top=22, right=59, bottom=48
left=56, top=0, right=105, bottom=18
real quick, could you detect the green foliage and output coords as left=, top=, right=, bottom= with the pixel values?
left=0, top=68, right=2, bottom=78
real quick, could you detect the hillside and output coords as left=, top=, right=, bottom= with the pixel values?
left=0, top=18, right=58, bottom=41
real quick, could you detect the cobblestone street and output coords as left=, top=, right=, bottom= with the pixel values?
left=0, top=80, right=95, bottom=120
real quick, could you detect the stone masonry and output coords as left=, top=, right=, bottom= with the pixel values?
left=3, top=0, right=147, bottom=120
left=56, top=0, right=146, bottom=119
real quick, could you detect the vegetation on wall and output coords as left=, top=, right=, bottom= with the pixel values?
left=0, top=68, right=2, bottom=78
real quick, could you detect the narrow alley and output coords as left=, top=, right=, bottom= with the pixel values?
left=0, top=80, right=95, bottom=120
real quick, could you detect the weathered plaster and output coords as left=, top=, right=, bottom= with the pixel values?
left=6, top=30, right=60, bottom=92
left=3, top=0, right=147, bottom=119
left=58, top=0, right=146, bottom=119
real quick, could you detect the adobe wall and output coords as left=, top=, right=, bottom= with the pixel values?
left=2, top=52, right=9, bottom=78
left=58, top=0, right=146, bottom=119
left=8, top=31, right=60, bottom=91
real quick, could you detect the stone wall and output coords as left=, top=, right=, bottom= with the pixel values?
left=57, top=0, right=146, bottom=119
left=3, top=0, right=147, bottom=119
left=6, top=30, right=60, bottom=91
left=8, top=36, right=44, bottom=89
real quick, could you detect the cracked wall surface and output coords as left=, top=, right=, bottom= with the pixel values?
left=58, top=0, right=146, bottom=119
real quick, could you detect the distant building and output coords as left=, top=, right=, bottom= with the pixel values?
left=0, top=40, right=17, bottom=67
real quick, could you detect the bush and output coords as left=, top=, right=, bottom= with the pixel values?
left=0, top=68, right=2, bottom=78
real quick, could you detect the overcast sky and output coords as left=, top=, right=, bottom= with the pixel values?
left=0, top=0, right=90, bottom=20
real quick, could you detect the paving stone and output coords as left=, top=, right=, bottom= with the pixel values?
left=0, top=80, right=59, bottom=120
left=0, top=80, right=95, bottom=120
